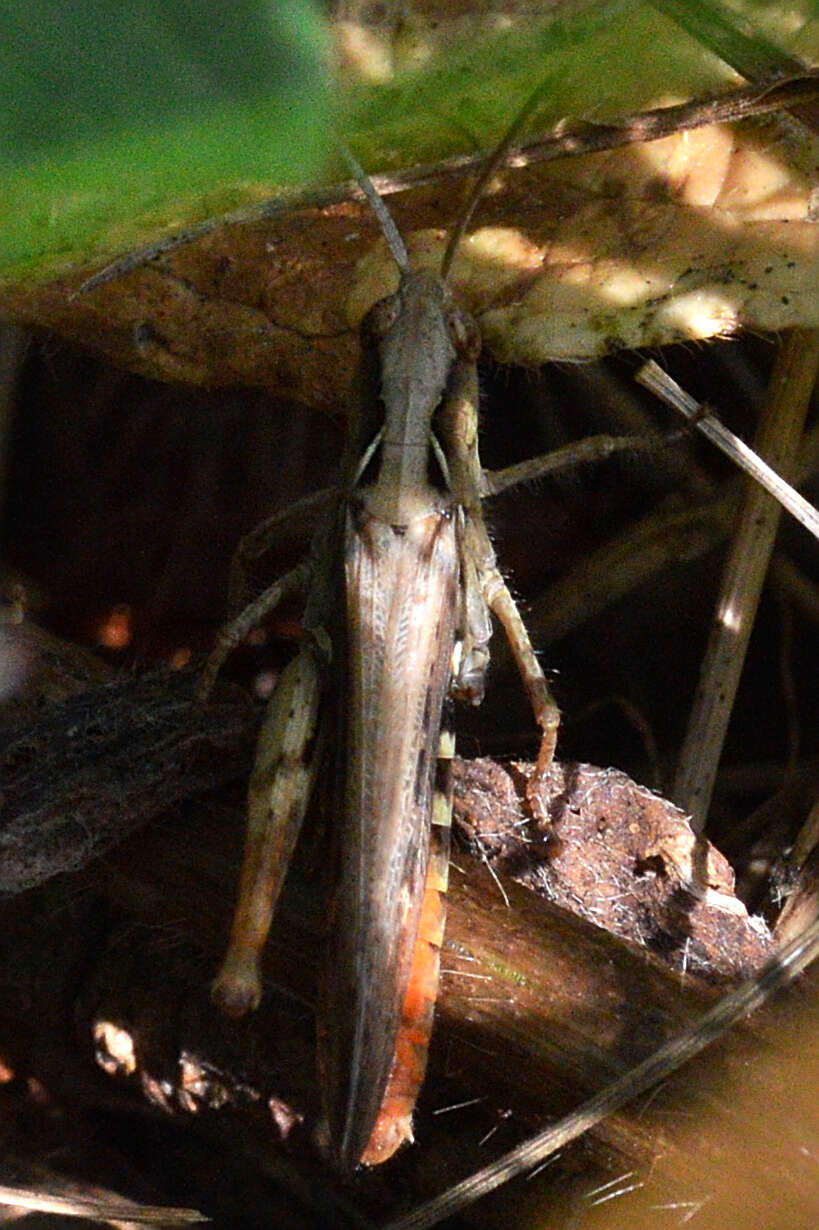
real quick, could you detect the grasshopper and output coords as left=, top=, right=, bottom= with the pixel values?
left=200, top=121, right=579, bottom=1170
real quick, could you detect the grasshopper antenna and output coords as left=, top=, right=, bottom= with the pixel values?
left=440, top=73, right=556, bottom=280
left=339, top=140, right=410, bottom=274
left=340, top=66, right=555, bottom=285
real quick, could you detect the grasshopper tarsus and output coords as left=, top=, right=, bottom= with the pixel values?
left=526, top=722, right=560, bottom=825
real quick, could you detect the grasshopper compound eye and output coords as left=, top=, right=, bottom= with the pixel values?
left=361, top=293, right=401, bottom=343
left=447, top=305, right=481, bottom=362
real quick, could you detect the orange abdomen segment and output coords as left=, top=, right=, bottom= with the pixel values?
left=359, top=731, right=453, bottom=1166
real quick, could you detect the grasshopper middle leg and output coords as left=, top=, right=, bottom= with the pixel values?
left=197, top=558, right=312, bottom=702
left=441, top=359, right=561, bottom=810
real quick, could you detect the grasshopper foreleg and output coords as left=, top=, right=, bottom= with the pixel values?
left=481, top=556, right=560, bottom=809
left=441, top=358, right=560, bottom=816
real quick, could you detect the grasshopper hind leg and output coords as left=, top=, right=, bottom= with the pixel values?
left=201, top=518, right=331, bottom=1016
left=212, top=644, right=324, bottom=1016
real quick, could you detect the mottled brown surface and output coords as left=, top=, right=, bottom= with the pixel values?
left=455, top=758, right=772, bottom=983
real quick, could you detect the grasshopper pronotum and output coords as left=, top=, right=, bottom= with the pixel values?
left=198, top=107, right=654, bottom=1167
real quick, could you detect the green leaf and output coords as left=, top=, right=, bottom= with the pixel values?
left=0, top=0, right=331, bottom=283
left=338, top=0, right=816, bottom=175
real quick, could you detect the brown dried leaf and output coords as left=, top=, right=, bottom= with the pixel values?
left=2, top=106, right=816, bottom=407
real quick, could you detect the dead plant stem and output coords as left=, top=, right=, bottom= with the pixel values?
left=672, top=330, right=819, bottom=828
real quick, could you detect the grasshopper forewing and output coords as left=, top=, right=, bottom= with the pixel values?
left=322, top=268, right=474, bottom=1166
left=204, top=132, right=561, bottom=1170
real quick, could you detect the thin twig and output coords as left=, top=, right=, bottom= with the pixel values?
left=637, top=360, right=819, bottom=543
left=649, top=0, right=819, bottom=133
